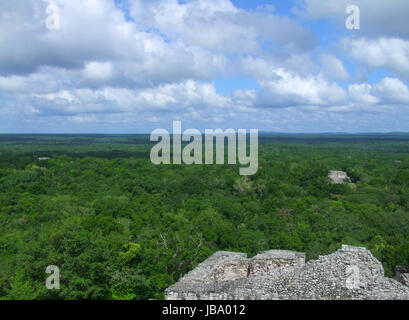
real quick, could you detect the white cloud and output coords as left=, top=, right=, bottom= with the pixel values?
left=130, top=0, right=315, bottom=53
left=239, top=54, right=317, bottom=81
left=0, top=76, right=26, bottom=92
left=320, top=54, right=349, bottom=81
left=344, top=38, right=409, bottom=79
left=348, top=83, right=379, bottom=105
left=348, top=77, right=409, bottom=105
left=372, top=77, right=409, bottom=104
left=250, top=68, right=347, bottom=108
left=0, top=0, right=223, bottom=84
left=30, top=80, right=230, bottom=116
left=1, top=0, right=409, bottom=133
left=0, top=0, right=135, bottom=74
left=82, top=61, right=113, bottom=81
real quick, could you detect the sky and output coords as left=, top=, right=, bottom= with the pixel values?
left=1, top=0, right=409, bottom=133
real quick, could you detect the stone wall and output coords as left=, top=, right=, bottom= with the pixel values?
left=165, top=245, right=409, bottom=300
left=168, top=250, right=305, bottom=286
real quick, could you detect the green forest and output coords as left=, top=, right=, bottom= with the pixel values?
left=0, top=134, right=408, bottom=300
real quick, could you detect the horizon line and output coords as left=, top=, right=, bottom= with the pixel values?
left=1, top=132, right=409, bottom=135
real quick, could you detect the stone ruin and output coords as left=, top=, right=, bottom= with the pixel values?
left=396, top=266, right=409, bottom=287
left=36, top=157, right=51, bottom=162
left=328, top=170, right=351, bottom=184
left=165, top=245, right=409, bottom=300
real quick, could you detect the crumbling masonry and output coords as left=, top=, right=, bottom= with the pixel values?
left=165, top=245, right=409, bottom=300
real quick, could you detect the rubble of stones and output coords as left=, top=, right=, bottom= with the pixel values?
left=165, top=245, right=409, bottom=300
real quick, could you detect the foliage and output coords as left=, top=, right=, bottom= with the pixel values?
left=0, top=134, right=408, bottom=299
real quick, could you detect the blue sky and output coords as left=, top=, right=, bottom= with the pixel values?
left=1, top=0, right=409, bottom=133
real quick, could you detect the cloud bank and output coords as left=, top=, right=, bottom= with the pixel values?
left=1, top=0, right=409, bottom=133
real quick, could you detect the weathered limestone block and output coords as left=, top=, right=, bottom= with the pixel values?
left=165, top=245, right=409, bottom=300
left=180, top=251, right=248, bottom=284
left=249, top=250, right=305, bottom=276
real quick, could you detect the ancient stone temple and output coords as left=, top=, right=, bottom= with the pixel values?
left=328, top=170, right=351, bottom=184
left=165, top=245, right=409, bottom=300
